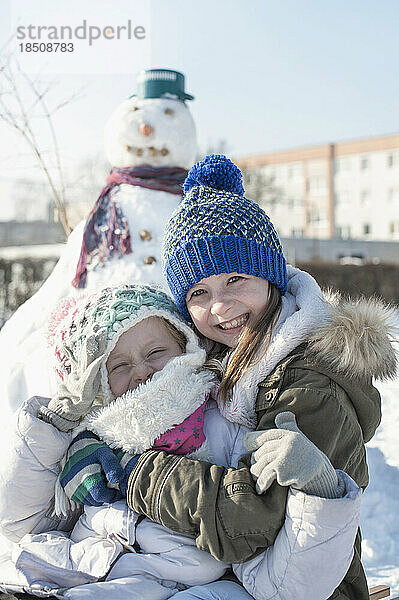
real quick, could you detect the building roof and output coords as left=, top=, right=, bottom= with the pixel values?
left=237, top=132, right=399, bottom=167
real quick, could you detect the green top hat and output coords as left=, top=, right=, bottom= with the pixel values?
left=135, top=69, right=194, bottom=101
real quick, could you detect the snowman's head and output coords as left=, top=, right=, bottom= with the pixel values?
left=104, top=97, right=197, bottom=170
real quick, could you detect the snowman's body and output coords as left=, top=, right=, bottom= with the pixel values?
left=0, top=93, right=197, bottom=420
left=83, top=185, right=181, bottom=291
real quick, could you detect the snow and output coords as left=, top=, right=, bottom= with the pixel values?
left=362, top=336, right=399, bottom=596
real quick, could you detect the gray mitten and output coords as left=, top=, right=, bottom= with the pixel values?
left=244, top=411, right=345, bottom=498
left=39, top=330, right=107, bottom=432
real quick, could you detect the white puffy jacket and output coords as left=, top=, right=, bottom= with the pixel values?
left=0, top=396, right=361, bottom=600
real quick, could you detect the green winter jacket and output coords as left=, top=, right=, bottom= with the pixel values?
left=126, top=298, right=396, bottom=600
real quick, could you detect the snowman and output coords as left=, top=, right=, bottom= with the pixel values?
left=0, top=68, right=197, bottom=420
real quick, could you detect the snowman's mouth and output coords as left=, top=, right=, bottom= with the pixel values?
left=125, top=145, right=169, bottom=157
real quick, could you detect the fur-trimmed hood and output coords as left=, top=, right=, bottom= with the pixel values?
left=218, top=265, right=398, bottom=429
left=306, top=292, right=398, bottom=382
left=84, top=350, right=215, bottom=454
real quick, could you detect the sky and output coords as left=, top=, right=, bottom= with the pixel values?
left=1, top=0, right=399, bottom=214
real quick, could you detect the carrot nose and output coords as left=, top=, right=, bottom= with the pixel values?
left=139, top=123, right=153, bottom=136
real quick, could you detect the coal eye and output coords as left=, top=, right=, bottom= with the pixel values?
left=164, top=108, right=174, bottom=115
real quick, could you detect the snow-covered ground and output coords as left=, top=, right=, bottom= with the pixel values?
left=362, top=337, right=399, bottom=596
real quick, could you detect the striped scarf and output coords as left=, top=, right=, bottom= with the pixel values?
left=72, top=166, right=187, bottom=289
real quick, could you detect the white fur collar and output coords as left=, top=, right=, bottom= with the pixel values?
left=218, top=265, right=330, bottom=428
left=84, top=349, right=215, bottom=453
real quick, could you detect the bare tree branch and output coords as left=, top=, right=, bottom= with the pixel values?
left=0, top=47, right=83, bottom=236
left=241, top=166, right=285, bottom=211
left=52, top=89, right=83, bottom=113
left=26, top=82, right=53, bottom=113
left=20, top=69, right=68, bottom=224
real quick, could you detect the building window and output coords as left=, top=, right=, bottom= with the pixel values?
left=287, top=163, right=303, bottom=181
left=360, top=190, right=370, bottom=205
left=360, top=156, right=369, bottom=171
left=388, top=187, right=399, bottom=202
left=273, top=165, right=285, bottom=181
left=308, top=209, right=328, bottom=224
left=287, top=197, right=303, bottom=209
left=363, top=223, right=371, bottom=235
left=291, top=227, right=304, bottom=237
left=308, top=210, right=320, bottom=224
left=308, top=176, right=327, bottom=196
left=336, top=226, right=351, bottom=239
left=389, top=222, right=399, bottom=234
left=387, top=151, right=399, bottom=168
left=336, top=190, right=350, bottom=205
left=335, top=157, right=352, bottom=173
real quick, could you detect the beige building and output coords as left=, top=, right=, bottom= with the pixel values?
left=237, top=133, right=399, bottom=241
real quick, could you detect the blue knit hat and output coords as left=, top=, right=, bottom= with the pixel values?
left=162, top=154, right=287, bottom=319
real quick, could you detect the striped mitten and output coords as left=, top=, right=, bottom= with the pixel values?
left=60, top=431, right=125, bottom=506
left=115, top=450, right=140, bottom=496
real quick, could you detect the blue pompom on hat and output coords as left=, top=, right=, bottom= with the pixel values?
left=183, top=154, right=244, bottom=196
left=162, top=154, right=287, bottom=319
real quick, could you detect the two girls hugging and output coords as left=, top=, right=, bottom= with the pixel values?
left=0, top=155, right=396, bottom=600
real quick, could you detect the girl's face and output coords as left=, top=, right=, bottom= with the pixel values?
left=186, top=273, right=270, bottom=348
left=106, top=317, right=183, bottom=397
